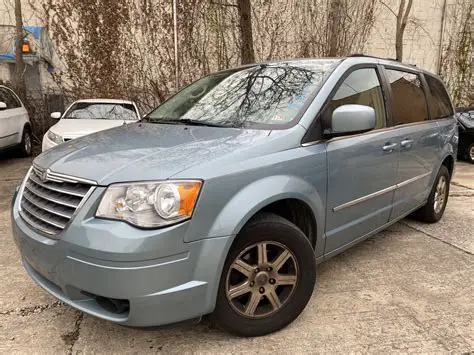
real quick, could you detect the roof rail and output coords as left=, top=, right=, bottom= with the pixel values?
left=348, top=53, right=399, bottom=62
left=348, top=54, right=419, bottom=68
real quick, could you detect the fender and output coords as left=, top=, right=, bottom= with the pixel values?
left=431, top=119, right=457, bottom=187
left=206, top=175, right=326, bottom=255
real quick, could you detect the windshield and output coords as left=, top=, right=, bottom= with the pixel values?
left=64, top=102, right=138, bottom=120
left=146, top=61, right=339, bottom=128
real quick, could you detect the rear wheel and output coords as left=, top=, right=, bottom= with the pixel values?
left=19, top=127, right=32, bottom=157
left=210, top=213, right=316, bottom=337
left=411, top=165, right=450, bottom=223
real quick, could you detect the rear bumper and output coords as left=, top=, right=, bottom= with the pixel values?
left=11, top=190, right=233, bottom=327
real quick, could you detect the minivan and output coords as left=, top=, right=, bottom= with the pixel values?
left=11, top=56, right=457, bottom=337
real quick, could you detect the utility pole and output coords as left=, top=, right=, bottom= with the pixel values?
left=437, top=0, right=447, bottom=74
left=173, top=0, right=179, bottom=91
left=14, top=0, right=26, bottom=100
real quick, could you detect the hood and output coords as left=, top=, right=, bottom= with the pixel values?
left=35, top=123, right=270, bottom=184
left=456, top=112, right=474, bottom=130
left=51, top=119, right=137, bottom=139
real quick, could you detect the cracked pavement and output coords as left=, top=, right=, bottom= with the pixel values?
left=0, top=153, right=473, bottom=353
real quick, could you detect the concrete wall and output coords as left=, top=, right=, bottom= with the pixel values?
left=365, top=0, right=446, bottom=73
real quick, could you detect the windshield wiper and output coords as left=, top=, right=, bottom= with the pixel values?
left=146, top=118, right=226, bottom=127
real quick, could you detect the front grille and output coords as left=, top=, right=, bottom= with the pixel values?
left=19, top=166, right=95, bottom=236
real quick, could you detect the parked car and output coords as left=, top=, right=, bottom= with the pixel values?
left=11, top=56, right=457, bottom=337
left=0, top=85, right=31, bottom=156
left=42, top=99, right=140, bottom=151
left=455, top=106, right=474, bottom=163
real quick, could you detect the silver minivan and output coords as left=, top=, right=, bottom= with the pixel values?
left=11, top=56, right=457, bottom=336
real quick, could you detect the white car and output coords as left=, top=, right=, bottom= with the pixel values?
left=0, top=85, right=32, bottom=156
left=42, top=99, right=140, bottom=152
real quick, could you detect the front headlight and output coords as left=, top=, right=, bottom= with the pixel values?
left=47, top=130, right=64, bottom=144
left=96, top=180, right=202, bottom=228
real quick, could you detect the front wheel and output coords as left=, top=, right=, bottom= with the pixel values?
left=210, top=213, right=316, bottom=337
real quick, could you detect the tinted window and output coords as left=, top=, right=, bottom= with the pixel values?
left=64, top=103, right=138, bottom=120
left=0, top=88, right=21, bottom=109
left=147, top=61, right=339, bottom=128
left=386, top=69, right=428, bottom=125
left=323, top=68, right=386, bottom=131
left=425, top=75, right=453, bottom=119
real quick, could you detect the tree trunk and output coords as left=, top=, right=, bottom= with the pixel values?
left=14, top=0, right=26, bottom=100
left=237, top=0, right=255, bottom=64
left=328, top=0, right=343, bottom=57
left=395, top=0, right=413, bottom=61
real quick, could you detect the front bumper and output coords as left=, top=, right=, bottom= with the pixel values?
left=11, top=189, right=233, bottom=327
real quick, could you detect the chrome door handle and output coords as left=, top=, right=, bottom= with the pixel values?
left=400, top=139, right=414, bottom=148
left=382, top=143, right=398, bottom=152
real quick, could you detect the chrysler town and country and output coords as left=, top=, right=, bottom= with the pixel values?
left=11, top=56, right=457, bottom=336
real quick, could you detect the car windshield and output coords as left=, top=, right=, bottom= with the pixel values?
left=146, top=61, right=339, bottom=128
left=64, top=102, right=138, bottom=120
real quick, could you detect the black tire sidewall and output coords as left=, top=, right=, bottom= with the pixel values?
left=20, top=128, right=31, bottom=156
left=211, top=215, right=316, bottom=337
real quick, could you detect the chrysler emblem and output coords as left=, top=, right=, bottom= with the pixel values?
left=40, top=169, right=50, bottom=183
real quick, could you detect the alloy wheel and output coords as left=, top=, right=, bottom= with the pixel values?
left=225, top=241, right=298, bottom=318
left=433, top=175, right=447, bottom=214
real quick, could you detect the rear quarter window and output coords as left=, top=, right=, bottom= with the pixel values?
left=425, top=75, right=454, bottom=119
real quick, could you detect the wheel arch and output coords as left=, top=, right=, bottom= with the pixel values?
left=22, top=122, right=32, bottom=135
left=205, top=175, right=325, bottom=256
left=441, top=154, right=454, bottom=178
left=245, top=199, right=317, bottom=249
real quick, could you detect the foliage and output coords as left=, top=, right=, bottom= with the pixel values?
left=27, top=0, right=378, bottom=113
left=439, top=0, right=473, bottom=107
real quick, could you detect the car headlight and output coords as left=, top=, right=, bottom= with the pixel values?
left=47, top=130, right=64, bottom=144
left=96, top=180, right=202, bottom=228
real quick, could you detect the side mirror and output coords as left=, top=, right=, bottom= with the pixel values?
left=50, top=112, right=62, bottom=120
left=331, top=104, right=376, bottom=135
left=0, top=101, right=7, bottom=110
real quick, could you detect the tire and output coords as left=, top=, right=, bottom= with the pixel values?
left=19, top=127, right=32, bottom=157
left=210, top=212, right=316, bottom=337
left=467, top=143, right=474, bottom=164
left=411, top=165, right=450, bottom=223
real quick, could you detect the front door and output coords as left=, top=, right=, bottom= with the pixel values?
left=383, top=68, right=440, bottom=218
left=323, top=67, right=399, bottom=254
